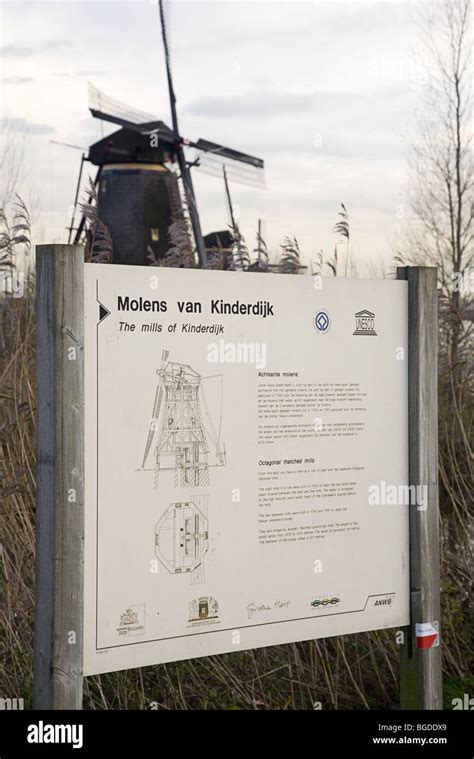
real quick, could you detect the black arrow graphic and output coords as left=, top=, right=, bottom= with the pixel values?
left=98, top=300, right=111, bottom=324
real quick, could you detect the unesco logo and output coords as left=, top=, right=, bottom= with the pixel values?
left=314, top=309, right=330, bottom=333
left=353, top=309, right=377, bottom=336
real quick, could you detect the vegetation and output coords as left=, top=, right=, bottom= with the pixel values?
left=400, top=0, right=473, bottom=693
left=80, top=179, right=113, bottom=264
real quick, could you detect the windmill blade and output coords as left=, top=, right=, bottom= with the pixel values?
left=157, top=0, right=208, bottom=267
left=188, top=138, right=265, bottom=187
left=193, top=150, right=266, bottom=188
left=190, top=138, right=264, bottom=170
left=223, top=165, right=238, bottom=232
left=89, top=82, right=157, bottom=126
left=67, top=153, right=85, bottom=244
left=89, top=110, right=173, bottom=139
left=88, top=82, right=175, bottom=139
left=158, top=0, right=176, bottom=125
left=50, top=139, right=87, bottom=151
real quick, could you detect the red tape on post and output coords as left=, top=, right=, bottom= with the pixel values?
left=415, top=621, right=439, bottom=649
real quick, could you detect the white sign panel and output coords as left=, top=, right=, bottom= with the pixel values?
left=84, top=264, right=409, bottom=675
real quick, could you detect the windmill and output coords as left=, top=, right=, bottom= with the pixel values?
left=142, top=350, right=226, bottom=488
left=71, top=0, right=265, bottom=267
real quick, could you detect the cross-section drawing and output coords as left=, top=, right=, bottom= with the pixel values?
left=141, top=350, right=226, bottom=488
left=155, top=500, right=208, bottom=584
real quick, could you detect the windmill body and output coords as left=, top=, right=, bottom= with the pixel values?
left=88, top=126, right=182, bottom=265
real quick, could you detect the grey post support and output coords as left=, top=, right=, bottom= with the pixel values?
left=397, top=266, right=442, bottom=710
left=33, top=244, right=85, bottom=710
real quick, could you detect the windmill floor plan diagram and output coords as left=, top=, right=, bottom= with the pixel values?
left=155, top=498, right=209, bottom=585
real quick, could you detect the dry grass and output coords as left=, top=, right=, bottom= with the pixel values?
left=0, top=289, right=36, bottom=706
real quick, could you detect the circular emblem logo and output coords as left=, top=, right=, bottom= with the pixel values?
left=314, top=309, right=330, bottom=333
left=311, top=597, right=340, bottom=608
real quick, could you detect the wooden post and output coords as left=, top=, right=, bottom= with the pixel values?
left=397, top=266, right=442, bottom=710
left=33, top=244, right=84, bottom=709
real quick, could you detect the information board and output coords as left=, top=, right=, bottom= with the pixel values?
left=84, top=264, right=409, bottom=675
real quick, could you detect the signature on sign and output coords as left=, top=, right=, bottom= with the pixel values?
left=247, top=599, right=291, bottom=620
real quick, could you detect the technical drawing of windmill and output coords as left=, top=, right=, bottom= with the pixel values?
left=155, top=499, right=208, bottom=585
left=69, top=0, right=265, bottom=268
left=142, top=350, right=226, bottom=488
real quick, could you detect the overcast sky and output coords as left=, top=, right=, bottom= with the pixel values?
left=0, top=0, right=429, bottom=271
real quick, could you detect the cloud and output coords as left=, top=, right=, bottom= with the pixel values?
left=54, top=69, right=104, bottom=78
left=0, top=40, right=68, bottom=58
left=187, top=90, right=316, bottom=119
left=0, top=45, right=35, bottom=58
left=42, top=40, right=68, bottom=51
left=185, top=87, right=413, bottom=121
left=1, top=76, right=34, bottom=85
left=6, top=117, right=54, bottom=136
left=184, top=85, right=414, bottom=172
left=1, top=0, right=418, bottom=268
left=250, top=133, right=405, bottom=163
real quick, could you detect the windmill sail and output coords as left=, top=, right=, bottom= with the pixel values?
left=190, top=138, right=265, bottom=188
left=88, top=82, right=265, bottom=185
left=194, top=151, right=266, bottom=188
left=89, top=82, right=156, bottom=127
left=88, top=82, right=174, bottom=139
left=191, top=138, right=263, bottom=169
